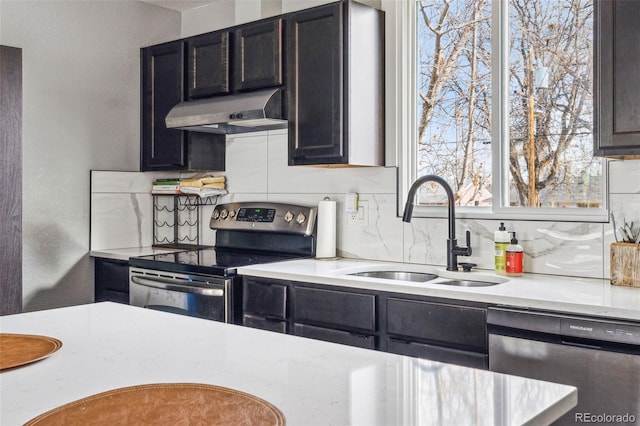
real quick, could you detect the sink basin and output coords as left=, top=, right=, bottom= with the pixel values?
left=349, top=271, right=438, bottom=282
left=431, top=279, right=498, bottom=287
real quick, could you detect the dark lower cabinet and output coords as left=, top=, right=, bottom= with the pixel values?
left=386, top=338, right=488, bottom=370
left=242, top=277, right=288, bottom=332
left=243, top=314, right=287, bottom=333
left=386, top=298, right=487, bottom=352
left=293, top=286, right=376, bottom=333
left=293, top=286, right=376, bottom=348
left=385, top=297, right=488, bottom=369
left=293, top=323, right=375, bottom=350
left=594, top=0, right=640, bottom=156
left=94, top=258, right=129, bottom=304
left=240, top=276, right=490, bottom=368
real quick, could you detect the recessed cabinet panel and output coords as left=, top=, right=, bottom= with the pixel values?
left=386, top=338, right=488, bottom=369
left=95, top=258, right=129, bottom=304
left=243, top=314, right=287, bottom=333
left=294, top=286, right=375, bottom=332
left=287, top=3, right=343, bottom=164
left=187, top=31, right=231, bottom=99
left=595, top=0, right=640, bottom=156
left=234, top=19, right=283, bottom=91
left=141, top=41, right=186, bottom=170
left=287, top=1, right=384, bottom=166
left=386, top=298, right=487, bottom=351
left=242, top=278, right=287, bottom=319
left=293, top=323, right=375, bottom=349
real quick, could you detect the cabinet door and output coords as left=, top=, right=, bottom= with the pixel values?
left=95, top=258, right=129, bottom=304
left=294, top=286, right=376, bottom=333
left=242, top=278, right=288, bottom=319
left=234, top=18, right=283, bottom=91
left=386, top=298, right=487, bottom=352
left=595, top=0, right=640, bottom=156
left=287, top=3, right=345, bottom=165
left=386, top=337, right=488, bottom=369
left=294, top=323, right=375, bottom=349
left=141, top=41, right=186, bottom=171
left=243, top=314, right=287, bottom=333
left=187, top=31, right=231, bottom=99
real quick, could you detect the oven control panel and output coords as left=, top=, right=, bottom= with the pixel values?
left=210, top=202, right=316, bottom=236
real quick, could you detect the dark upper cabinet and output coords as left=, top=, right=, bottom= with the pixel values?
left=287, top=1, right=384, bottom=166
left=594, top=0, right=640, bottom=156
left=141, top=42, right=226, bottom=172
left=234, top=18, right=283, bottom=91
left=187, top=17, right=283, bottom=98
left=187, top=31, right=231, bottom=99
left=141, top=41, right=186, bottom=170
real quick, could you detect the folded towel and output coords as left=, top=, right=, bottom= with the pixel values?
left=179, top=186, right=227, bottom=198
left=180, top=176, right=226, bottom=188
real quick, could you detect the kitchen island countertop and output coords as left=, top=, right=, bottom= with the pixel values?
left=0, top=302, right=576, bottom=425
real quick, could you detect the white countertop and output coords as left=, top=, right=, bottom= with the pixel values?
left=238, top=258, right=640, bottom=322
left=89, top=246, right=183, bottom=261
left=1, top=303, right=575, bottom=426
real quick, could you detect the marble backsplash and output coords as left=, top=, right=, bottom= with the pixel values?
left=91, top=130, right=640, bottom=280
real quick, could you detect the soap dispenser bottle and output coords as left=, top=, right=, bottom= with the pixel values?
left=494, top=222, right=510, bottom=275
left=505, top=232, right=524, bottom=277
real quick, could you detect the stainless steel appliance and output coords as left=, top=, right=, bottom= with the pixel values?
left=488, top=307, right=640, bottom=425
left=129, top=202, right=316, bottom=323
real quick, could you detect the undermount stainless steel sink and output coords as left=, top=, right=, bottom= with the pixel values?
left=349, top=271, right=438, bottom=282
left=348, top=270, right=504, bottom=286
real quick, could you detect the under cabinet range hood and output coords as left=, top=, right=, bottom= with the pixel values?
left=165, top=88, right=287, bottom=134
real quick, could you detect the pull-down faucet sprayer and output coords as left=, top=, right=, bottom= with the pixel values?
left=402, top=175, right=472, bottom=271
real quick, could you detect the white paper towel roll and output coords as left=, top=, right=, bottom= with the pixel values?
left=316, top=199, right=336, bottom=258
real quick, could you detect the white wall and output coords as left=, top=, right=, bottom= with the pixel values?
left=0, top=1, right=181, bottom=311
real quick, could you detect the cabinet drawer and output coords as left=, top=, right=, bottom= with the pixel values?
left=386, top=338, right=488, bottom=370
left=294, top=324, right=375, bottom=350
left=294, top=287, right=376, bottom=332
left=386, top=298, right=487, bottom=351
left=242, top=279, right=287, bottom=319
left=95, top=259, right=129, bottom=293
left=243, top=314, right=287, bottom=334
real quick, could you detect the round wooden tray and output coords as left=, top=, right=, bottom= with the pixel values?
left=0, top=333, right=62, bottom=371
left=25, top=383, right=285, bottom=425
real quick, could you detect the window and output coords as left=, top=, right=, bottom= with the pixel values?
left=404, top=0, right=605, bottom=220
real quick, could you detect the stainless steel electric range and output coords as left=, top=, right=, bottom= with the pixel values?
left=128, top=202, right=317, bottom=324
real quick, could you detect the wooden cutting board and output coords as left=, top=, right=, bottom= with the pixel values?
left=25, top=383, right=286, bottom=425
left=0, top=333, right=62, bottom=371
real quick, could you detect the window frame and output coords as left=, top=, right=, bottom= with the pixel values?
left=396, top=0, right=609, bottom=223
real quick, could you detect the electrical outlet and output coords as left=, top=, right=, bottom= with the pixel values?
left=347, top=200, right=368, bottom=225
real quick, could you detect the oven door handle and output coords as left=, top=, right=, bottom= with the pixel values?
left=131, top=276, right=224, bottom=297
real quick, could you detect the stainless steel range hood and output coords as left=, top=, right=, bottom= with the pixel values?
left=165, top=88, right=287, bottom=134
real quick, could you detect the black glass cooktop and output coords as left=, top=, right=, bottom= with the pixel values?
left=129, top=248, right=306, bottom=277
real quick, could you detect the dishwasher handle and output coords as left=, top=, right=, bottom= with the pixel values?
left=488, top=307, right=640, bottom=347
left=131, top=276, right=224, bottom=297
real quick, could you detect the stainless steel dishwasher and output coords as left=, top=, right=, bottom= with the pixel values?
left=488, top=307, right=640, bottom=425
